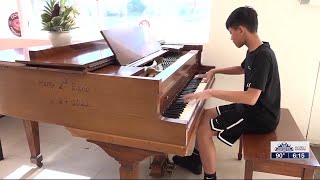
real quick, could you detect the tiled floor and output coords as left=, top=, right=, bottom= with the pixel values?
left=0, top=115, right=300, bottom=179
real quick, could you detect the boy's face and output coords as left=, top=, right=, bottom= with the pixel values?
left=228, top=27, right=246, bottom=48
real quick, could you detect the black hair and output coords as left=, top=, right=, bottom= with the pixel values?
left=226, top=6, right=258, bottom=33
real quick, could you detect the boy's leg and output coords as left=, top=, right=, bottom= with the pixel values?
left=197, top=109, right=218, bottom=174
left=172, top=108, right=218, bottom=175
left=173, top=103, right=245, bottom=178
left=197, top=105, right=245, bottom=179
left=195, top=109, right=218, bottom=149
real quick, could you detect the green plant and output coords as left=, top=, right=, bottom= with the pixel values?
left=41, top=0, right=79, bottom=32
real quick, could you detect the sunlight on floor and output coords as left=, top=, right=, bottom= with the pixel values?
left=4, top=165, right=91, bottom=179
left=4, top=165, right=34, bottom=179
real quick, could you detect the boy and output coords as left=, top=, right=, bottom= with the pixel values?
left=172, top=6, right=281, bottom=180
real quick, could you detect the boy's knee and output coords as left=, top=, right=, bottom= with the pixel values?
left=200, top=108, right=218, bottom=126
left=196, top=108, right=219, bottom=138
left=197, top=124, right=217, bottom=137
left=203, top=108, right=218, bottom=119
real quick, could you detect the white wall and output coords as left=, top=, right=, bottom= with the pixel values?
left=202, top=0, right=320, bottom=139
left=308, top=62, right=320, bottom=144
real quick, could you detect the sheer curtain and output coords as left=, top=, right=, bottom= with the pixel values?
left=21, top=0, right=211, bottom=43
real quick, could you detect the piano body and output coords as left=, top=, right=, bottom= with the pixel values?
left=0, top=27, right=215, bottom=179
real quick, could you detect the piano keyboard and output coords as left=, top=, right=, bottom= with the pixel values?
left=163, top=78, right=207, bottom=120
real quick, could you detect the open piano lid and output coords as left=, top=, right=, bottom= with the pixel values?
left=100, top=26, right=162, bottom=66
left=15, top=40, right=114, bottom=72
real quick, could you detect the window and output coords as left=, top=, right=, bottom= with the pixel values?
left=26, top=0, right=101, bottom=40
left=98, top=0, right=211, bottom=43
left=21, top=0, right=211, bottom=43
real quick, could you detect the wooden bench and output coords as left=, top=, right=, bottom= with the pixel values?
left=238, top=108, right=320, bottom=179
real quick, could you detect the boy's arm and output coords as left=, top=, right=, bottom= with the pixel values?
left=197, top=66, right=244, bottom=82
left=213, top=66, right=244, bottom=75
left=208, top=88, right=261, bottom=105
left=184, top=88, right=261, bottom=106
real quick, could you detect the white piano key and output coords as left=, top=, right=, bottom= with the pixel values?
left=179, top=81, right=207, bottom=120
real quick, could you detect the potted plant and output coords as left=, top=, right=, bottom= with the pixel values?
left=41, top=0, right=79, bottom=46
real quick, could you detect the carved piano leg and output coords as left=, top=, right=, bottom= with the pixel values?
left=88, top=140, right=159, bottom=179
left=119, top=161, right=139, bottom=179
left=0, top=139, right=4, bottom=160
left=23, top=120, right=43, bottom=167
left=150, top=154, right=167, bottom=177
left=150, top=154, right=176, bottom=177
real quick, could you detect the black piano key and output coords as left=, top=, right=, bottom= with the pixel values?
left=162, top=75, right=205, bottom=118
left=168, top=108, right=184, bottom=112
left=173, top=100, right=185, bottom=104
left=167, top=106, right=185, bottom=110
left=171, top=106, right=185, bottom=110
left=164, top=113, right=180, bottom=118
left=165, top=113, right=181, bottom=117
left=165, top=109, right=184, bottom=114
left=169, top=102, right=185, bottom=106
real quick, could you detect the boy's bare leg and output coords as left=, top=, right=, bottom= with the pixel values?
left=195, top=108, right=219, bottom=150
left=172, top=108, right=219, bottom=175
left=197, top=108, right=218, bottom=174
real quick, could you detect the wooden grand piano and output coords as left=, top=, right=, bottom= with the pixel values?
left=0, top=27, right=215, bottom=179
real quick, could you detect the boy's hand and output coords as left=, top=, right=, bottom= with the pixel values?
left=183, top=90, right=212, bottom=104
left=195, top=70, right=216, bottom=82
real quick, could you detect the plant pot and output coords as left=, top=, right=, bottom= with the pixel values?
left=48, top=31, right=72, bottom=47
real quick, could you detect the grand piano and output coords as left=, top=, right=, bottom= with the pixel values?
left=0, top=26, right=215, bottom=179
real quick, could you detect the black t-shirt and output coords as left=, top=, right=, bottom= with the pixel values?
left=241, top=42, right=281, bottom=132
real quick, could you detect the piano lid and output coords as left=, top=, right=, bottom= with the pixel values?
left=100, top=26, right=162, bottom=66
left=15, top=40, right=114, bottom=72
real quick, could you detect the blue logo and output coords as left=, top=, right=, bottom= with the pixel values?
left=274, top=142, right=294, bottom=152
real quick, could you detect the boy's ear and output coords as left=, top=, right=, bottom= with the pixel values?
left=239, top=26, right=245, bottom=34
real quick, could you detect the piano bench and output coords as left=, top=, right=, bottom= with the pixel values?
left=237, top=108, right=320, bottom=179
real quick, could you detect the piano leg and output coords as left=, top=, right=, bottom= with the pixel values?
left=88, top=140, right=159, bottom=179
left=23, top=120, right=43, bottom=167
left=150, top=154, right=176, bottom=177
left=0, top=139, right=4, bottom=160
